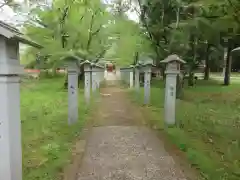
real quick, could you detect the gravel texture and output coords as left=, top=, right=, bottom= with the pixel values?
left=77, top=126, right=187, bottom=180
left=77, top=76, right=188, bottom=180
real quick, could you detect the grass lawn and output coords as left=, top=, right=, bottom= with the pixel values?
left=21, top=77, right=89, bottom=180
left=130, top=79, right=240, bottom=180
left=210, top=72, right=240, bottom=77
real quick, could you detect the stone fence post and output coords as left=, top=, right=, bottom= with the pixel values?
left=116, top=68, right=121, bottom=80
left=0, top=22, right=41, bottom=180
left=81, top=60, right=91, bottom=104
left=0, top=36, right=23, bottom=180
left=160, top=54, right=186, bottom=126
left=91, top=65, right=97, bottom=93
left=67, top=61, right=79, bottom=125
left=140, top=63, right=155, bottom=105
left=119, top=68, right=126, bottom=84
left=129, top=66, right=134, bottom=88
left=91, top=63, right=105, bottom=91
left=120, top=67, right=134, bottom=88
left=134, top=64, right=140, bottom=92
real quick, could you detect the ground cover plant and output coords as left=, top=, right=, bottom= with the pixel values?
left=130, top=79, right=240, bottom=180
left=21, top=77, right=89, bottom=180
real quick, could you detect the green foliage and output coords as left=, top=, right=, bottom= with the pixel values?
left=18, top=0, right=152, bottom=67
left=21, top=78, right=89, bottom=180
left=21, top=0, right=112, bottom=67
left=104, top=17, right=153, bottom=65
left=130, top=79, right=240, bottom=180
left=135, top=0, right=240, bottom=71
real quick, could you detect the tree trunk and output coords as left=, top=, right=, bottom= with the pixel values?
left=188, top=30, right=196, bottom=86
left=52, top=67, right=57, bottom=77
left=224, top=44, right=232, bottom=85
left=188, top=8, right=196, bottom=87
left=188, top=71, right=194, bottom=86
left=204, top=44, right=210, bottom=80
left=161, top=65, right=166, bottom=80
left=222, top=47, right=228, bottom=77
left=204, top=62, right=210, bottom=80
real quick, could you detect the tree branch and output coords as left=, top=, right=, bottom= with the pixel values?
left=86, top=8, right=102, bottom=51
left=136, top=0, right=166, bottom=56
left=227, top=0, right=240, bottom=24
left=94, top=48, right=108, bottom=63
left=0, top=2, right=7, bottom=9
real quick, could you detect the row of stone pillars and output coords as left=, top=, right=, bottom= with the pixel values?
left=0, top=21, right=107, bottom=180
left=0, top=17, right=51, bottom=180
left=0, top=22, right=43, bottom=180
left=120, top=63, right=153, bottom=105
left=120, top=54, right=186, bottom=126
left=67, top=60, right=105, bottom=125
left=1, top=20, right=186, bottom=180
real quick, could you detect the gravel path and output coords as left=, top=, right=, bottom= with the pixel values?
left=77, top=77, right=188, bottom=180
left=78, top=126, right=186, bottom=180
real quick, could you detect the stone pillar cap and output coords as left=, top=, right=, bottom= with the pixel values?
left=160, top=54, right=186, bottom=64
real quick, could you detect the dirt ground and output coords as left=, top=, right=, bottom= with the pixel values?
left=64, top=79, right=196, bottom=180
left=92, top=87, right=145, bottom=127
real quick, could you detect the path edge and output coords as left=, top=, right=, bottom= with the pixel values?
left=63, top=97, right=97, bottom=180
left=138, top=105, right=201, bottom=180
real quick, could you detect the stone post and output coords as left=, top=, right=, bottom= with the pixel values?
left=98, top=65, right=105, bottom=88
left=91, top=64, right=104, bottom=91
left=0, top=22, right=41, bottom=180
left=142, top=63, right=153, bottom=104
left=160, top=54, right=186, bottom=126
left=116, top=68, right=121, bottom=80
left=0, top=37, right=22, bottom=180
left=104, top=68, right=107, bottom=80
left=222, top=46, right=228, bottom=77
left=134, top=64, right=140, bottom=92
left=101, top=67, right=105, bottom=82
left=120, top=67, right=134, bottom=88
left=83, top=61, right=91, bottom=104
left=122, top=72, right=124, bottom=82
left=119, top=68, right=126, bottom=84
left=91, top=66, right=97, bottom=92
left=124, top=72, right=127, bottom=83
left=122, top=71, right=125, bottom=83
left=67, top=62, right=78, bottom=125
left=130, top=69, right=134, bottom=88
left=81, top=60, right=91, bottom=104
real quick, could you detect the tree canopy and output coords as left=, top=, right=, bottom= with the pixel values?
left=1, top=0, right=151, bottom=67
left=131, top=0, right=240, bottom=84
left=3, top=0, right=240, bottom=81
